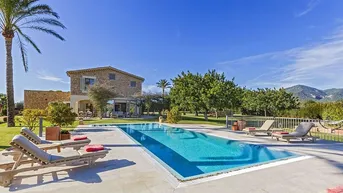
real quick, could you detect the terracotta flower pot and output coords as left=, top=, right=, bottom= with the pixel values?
left=232, top=121, right=238, bottom=131
left=237, top=120, right=247, bottom=131
left=46, top=126, right=61, bottom=141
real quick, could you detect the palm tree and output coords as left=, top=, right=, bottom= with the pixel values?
left=0, top=0, right=66, bottom=126
left=156, top=79, right=171, bottom=98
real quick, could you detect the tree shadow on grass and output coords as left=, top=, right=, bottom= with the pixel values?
left=9, top=159, right=136, bottom=192
left=0, top=145, right=10, bottom=150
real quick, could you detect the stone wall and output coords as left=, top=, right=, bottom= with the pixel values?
left=24, top=90, right=70, bottom=109
left=68, top=69, right=143, bottom=97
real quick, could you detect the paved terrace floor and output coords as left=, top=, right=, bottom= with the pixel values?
left=0, top=124, right=342, bottom=193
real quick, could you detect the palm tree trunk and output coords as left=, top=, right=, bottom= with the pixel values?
left=5, top=38, right=15, bottom=127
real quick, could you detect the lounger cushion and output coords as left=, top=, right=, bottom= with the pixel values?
left=21, top=127, right=42, bottom=144
left=272, top=122, right=315, bottom=138
left=85, top=145, right=104, bottom=152
left=78, top=149, right=109, bottom=157
left=12, top=135, right=51, bottom=163
left=243, top=120, right=275, bottom=132
left=72, top=135, right=88, bottom=141
left=294, top=122, right=315, bottom=136
left=49, top=150, right=81, bottom=163
left=58, top=138, right=91, bottom=146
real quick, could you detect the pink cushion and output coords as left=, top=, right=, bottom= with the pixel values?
left=72, top=135, right=88, bottom=141
left=274, top=132, right=289, bottom=135
left=85, top=144, right=104, bottom=152
left=327, top=186, right=343, bottom=193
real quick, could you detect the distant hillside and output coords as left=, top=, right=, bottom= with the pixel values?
left=285, top=85, right=343, bottom=102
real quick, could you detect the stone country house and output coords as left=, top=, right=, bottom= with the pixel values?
left=24, top=66, right=144, bottom=117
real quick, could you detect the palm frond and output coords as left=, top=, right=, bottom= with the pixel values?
left=19, top=18, right=66, bottom=29
left=15, top=31, right=28, bottom=72
left=14, top=24, right=41, bottom=53
left=16, top=4, right=59, bottom=18
left=23, top=25, right=65, bottom=41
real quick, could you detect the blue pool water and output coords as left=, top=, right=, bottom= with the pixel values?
left=114, top=123, right=296, bottom=180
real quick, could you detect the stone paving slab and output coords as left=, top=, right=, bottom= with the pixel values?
left=0, top=124, right=342, bottom=193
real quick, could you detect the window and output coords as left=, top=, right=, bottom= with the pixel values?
left=130, top=81, right=137, bottom=87
left=81, top=76, right=96, bottom=92
left=109, top=73, right=116, bottom=80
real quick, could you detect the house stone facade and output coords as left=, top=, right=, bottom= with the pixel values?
left=24, top=90, right=70, bottom=109
left=24, top=66, right=144, bottom=117
left=66, top=66, right=144, bottom=116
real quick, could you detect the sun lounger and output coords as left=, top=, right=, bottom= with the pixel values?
left=20, top=127, right=90, bottom=149
left=2, top=128, right=91, bottom=161
left=243, top=120, right=283, bottom=136
left=0, top=135, right=108, bottom=187
left=271, top=122, right=317, bottom=142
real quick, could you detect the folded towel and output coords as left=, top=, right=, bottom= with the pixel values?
left=274, top=132, right=289, bottom=135
left=248, top=127, right=256, bottom=131
left=72, top=135, right=88, bottom=141
left=327, top=186, right=343, bottom=193
left=85, top=144, right=104, bottom=152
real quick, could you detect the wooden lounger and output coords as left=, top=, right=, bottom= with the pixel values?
left=243, top=120, right=283, bottom=136
left=0, top=135, right=108, bottom=187
left=271, top=122, right=318, bottom=143
left=20, top=127, right=91, bottom=150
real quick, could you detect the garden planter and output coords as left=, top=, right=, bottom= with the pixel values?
left=45, top=126, right=61, bottom=141
left=237, top=120, right=247, bottom=131
left=60, top=133, right=71, bottom=140
left=232, top=121, right=238, bottom=131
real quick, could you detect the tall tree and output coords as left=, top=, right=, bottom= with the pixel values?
left=0, top=0, right=66, bottom=126
left=170, top=70, right=240, bottom=121
left=156, top=79, right=171, bottom=98
left=88, top=84, right=117, bottom=119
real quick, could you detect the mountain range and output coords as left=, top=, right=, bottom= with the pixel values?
left=285, top=85, right=343, bottom=102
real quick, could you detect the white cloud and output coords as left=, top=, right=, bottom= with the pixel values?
left=295, top=0, right=320, bottom=17
left=37, top=71, right=69, bottom=84
left=143, top=84, right=170, bottom=94
left=218, top=25, right=343, bottom=89
left=143, top=84, right=161, bottom=93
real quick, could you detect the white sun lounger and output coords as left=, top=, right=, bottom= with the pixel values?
left=20, top=127, right=90, bottom=149
left=0, top=135, right=108, bottom=187
left=271, top=122, right=318, bottom=143
left=243, top=120, right=283, bottom=136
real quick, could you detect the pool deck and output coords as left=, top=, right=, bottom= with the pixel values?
left=0, top=123, right=342, bottom=193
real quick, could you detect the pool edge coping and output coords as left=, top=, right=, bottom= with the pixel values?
left=94, top=123, right=314, bottom=187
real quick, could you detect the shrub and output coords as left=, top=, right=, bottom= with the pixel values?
left=166, top=107, right=181, bottom=123
left=60, top=129, right=70, bottom=134
left=17, top=109, right=46, bottom=130
left=322, top=102, right=343, bottom=121
left=46, top=102, right=77, bottom=127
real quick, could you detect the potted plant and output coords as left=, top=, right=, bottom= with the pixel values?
left=60, top=130, right=71, bottom=140
left=232, top=121, right=238, bottom=131
left=46, top=102, right=77, bottom=141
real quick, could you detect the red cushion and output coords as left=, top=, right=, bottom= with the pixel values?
left=274, top=132, right=289, bottom=134
left=72, top=135, right=88, bottom=141
left=85, top=144, right=104, bottom=152
left=248, top=127, right=256, bottom=131
left=327, top=186, right=343, bottom=193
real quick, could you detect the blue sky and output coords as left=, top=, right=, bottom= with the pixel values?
left=1, top=0, right=343, bottom=101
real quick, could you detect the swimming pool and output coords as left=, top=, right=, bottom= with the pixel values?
left=113, top=123, right=296, bottom=181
